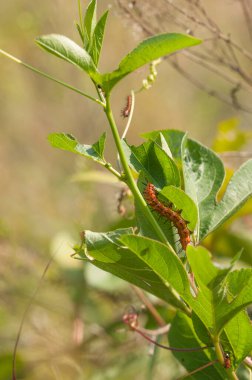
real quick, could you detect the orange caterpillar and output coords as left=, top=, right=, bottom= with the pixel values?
left=121, top=95, right=132, bottom=118
left=143, top=183, right=191, bottom=251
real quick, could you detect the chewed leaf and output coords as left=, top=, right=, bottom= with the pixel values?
left=100, top=33, right=202, bottom=91
left=48, top=132, right=106, bottom=164
left=201, top=159, right=252, bottom=240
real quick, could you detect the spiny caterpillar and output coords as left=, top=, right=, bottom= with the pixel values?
left=121, top=95, right=132, bottom=118
left=143, top=182, right=191, bottom=251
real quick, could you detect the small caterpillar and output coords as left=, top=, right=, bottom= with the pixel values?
left=224, top=352, right=231, bottom=369
left=143, top=182, right=191, bottom=251
left=121, top=95, right=132, bottom=118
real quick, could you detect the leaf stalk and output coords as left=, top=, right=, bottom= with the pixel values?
left=0, top=49, right=103, bottom=105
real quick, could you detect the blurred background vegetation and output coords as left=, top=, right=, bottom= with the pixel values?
left=0, top=0, right=252, bottom=379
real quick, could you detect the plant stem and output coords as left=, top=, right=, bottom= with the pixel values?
left=104, top=93, right=174, bottom=249
left=0, top=49, right=103, bottom=105
left=103, top=162, right=122, bottom=180
left=213, top=334, right=239, bottom=380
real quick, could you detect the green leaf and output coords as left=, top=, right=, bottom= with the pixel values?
left=142, top=131, right=252, bottom=243
left=100, top=33, right=202, bottom=91
left=120, top=235, right=191, bottom=301
left=201, top=159, right=252, bottom=240
left=91, top=132, right=106, bottom=159
left=36, top=34, right=97, bottom=74
left=123, top=139, right=181, bottom=189
left=187, top=246, right=252, bottom=334
left=47, top=132, right=106, bottom=164
left=214, top=268, right=252, bottom=333
left=223, top=310, right=252, bottom=366
left=135, top=177, right=177, bottom=246
left=134, top=172, right=177, bottom=244
left=185, top=246, right=216, bottom=330
left=91, top=10, right=109, bottom=66
left=84, top=0, right=97, bottom=50
left=181, top=135, right=225, bottom=242
left=142, top=129, right=185, bottom=160
left=169, top=313, right=228, bottom=379
left=159, top=185, right=198, bottom=232
left=78, top=229, right=187, bottom=307
left=75, top=22, right=85, bottom=44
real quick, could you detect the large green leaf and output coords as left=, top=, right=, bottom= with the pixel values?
left=48, top=132, right=106, bottom=164
left=168, top=313, right=228, bottom=379
left=142, top=131, right=252, bottom=243
left=181, top=135, right=225, bottom=242
left=120, top=235, right=192, bottom=305
left=100, top=33, right=202, bottom=91
left=36, top=34, right=97, bottom=74
left=123, top=139, right=180, bottom=189
left=77, top=229, right=188, bottom=308
left=141, top=131, right=222, bottom=241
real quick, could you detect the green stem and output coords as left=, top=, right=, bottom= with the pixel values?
left=213, top=334, right=239, bottom=380
left=103, top=162, right=121, bottom=180
left=105, top=93, right=173, bottom=249
left=0, top=49, right=103, bottom=105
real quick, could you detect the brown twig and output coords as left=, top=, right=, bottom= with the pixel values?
left=176, top=360, right=218, bottom=380
left=239, top=0, right=252, bottom=41
left=131, top=285, right=166, bottom=326
left=169, top=59, right=252, bottom=113
left=116, top=0, right=252, bottom=113
left=123, top=310, right=212, bottom=352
